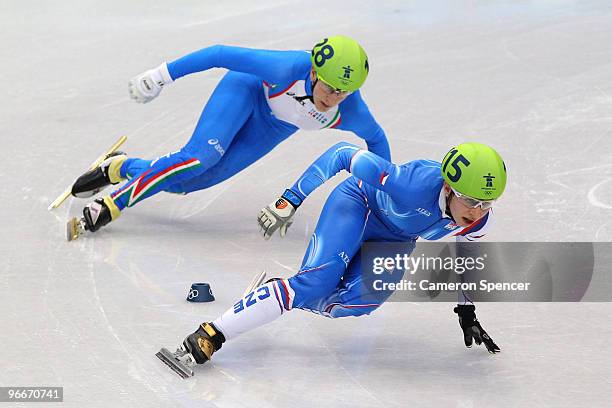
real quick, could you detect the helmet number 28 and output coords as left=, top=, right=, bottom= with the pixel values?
left=313, top=38, right=335, bottom=67
left=443, top=148, right=471, bottom=182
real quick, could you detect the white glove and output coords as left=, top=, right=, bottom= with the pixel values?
left=258, top=190, right=302, bottom=240
left=128, top=62, right=173, bottom=104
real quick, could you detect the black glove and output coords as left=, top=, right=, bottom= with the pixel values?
left=453, top=305, right=501, bottom=354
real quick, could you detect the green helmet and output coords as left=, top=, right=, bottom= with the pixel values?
left=311, top=35, right=369, bottom=92
left=441, top=142, right=507, bottom=200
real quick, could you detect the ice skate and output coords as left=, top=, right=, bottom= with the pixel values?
left=66, top=196, right=121, bottom=241
left=71, top=151, right=127, bottom=198
left=156, top=323, right=225, bottom=378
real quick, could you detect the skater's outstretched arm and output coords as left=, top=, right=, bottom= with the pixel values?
left=288, top=141, right=418, bottom=202
left=129, top=45, right=308, bottom=103
left=257, top=142, right=427, bottom=239
left=168, top=45, right=307, bottom=84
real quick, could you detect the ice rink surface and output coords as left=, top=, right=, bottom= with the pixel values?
left=2, top=1, right=612, bottom=406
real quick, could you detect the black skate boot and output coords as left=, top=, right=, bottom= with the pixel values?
left=67, top=196, right=121, bottom=241
left=182, top=322, right=226, bottom=364
left=156, top=323, right=226, bottom=378
left=82, top=196, right=120, bottom=232
left=71, top=151, right=127, bottom=198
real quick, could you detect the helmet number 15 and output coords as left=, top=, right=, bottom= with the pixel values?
left=443, top=149, right=471, bottom=182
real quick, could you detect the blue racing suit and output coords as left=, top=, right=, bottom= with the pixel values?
left=273, top=142, right=493, bottom=318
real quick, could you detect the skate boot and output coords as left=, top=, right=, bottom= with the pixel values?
left=71, top=151, right=127, bottom=198
left=156, top=323, right=226, bottom=378
left=182, top=322, right=226, bottom=364
left=67, top=196, right=121, bottom=241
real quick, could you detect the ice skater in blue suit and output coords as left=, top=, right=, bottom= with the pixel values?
left=70, top=36, right=389, bottom=236
left=170, top=141, right=507, bottom=371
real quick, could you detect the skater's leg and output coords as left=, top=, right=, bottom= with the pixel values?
left=110, top=71, right=258, bottom=211
left=175, top=181, right=370, bottom=365
left=169, top=120, right=294, bottom=193
left=289, top=181, right=371, bottom=306
left=211, top=279, right=294, bottom=340
left=164, top=84, right=297, bottom=194
left=210, top=181, right=370, bottom=340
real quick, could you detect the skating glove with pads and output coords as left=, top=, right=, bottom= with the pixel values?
left=258, top=189, right=302, bottom=240
left=454, top=304, right=501, bottom=354
left=128, top=63, right=173, bottom=104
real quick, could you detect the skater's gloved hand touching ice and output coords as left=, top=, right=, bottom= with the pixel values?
left=128, top=63, right=174, bottom=103
left=454, top=305, right=501, bottom=354
left=258, top=189, right=302, bottom=240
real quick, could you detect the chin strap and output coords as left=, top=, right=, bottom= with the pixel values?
left=295, top=94, right=314, bottom=104
left=311, top=77, right=318, bottom=91
left=304, top=76, right=317, bottom=103
left=445, top=193, right=455, bottom=221
left=292, top=76, right=316, bottom=104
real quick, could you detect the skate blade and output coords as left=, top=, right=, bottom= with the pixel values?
left=48, top=135, right=127, bottom=211
left=156, top=348, right=194, bottom=379
left=242, top=270, right=267, bottom=297
left=66, top=217, right=84, bottom=242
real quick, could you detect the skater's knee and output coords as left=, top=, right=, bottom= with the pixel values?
left=271, top=278, right=296, bottom=311
left=183, top=137, right=227, bottom=169
left=289, top=262, right=346, bottom=306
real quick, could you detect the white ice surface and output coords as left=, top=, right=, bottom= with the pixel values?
left=1, top=1, right=612, bottom=407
